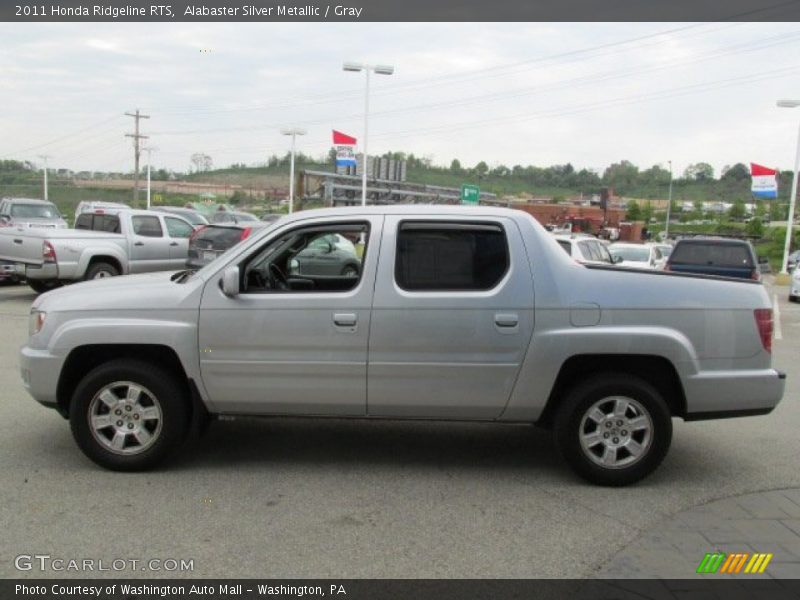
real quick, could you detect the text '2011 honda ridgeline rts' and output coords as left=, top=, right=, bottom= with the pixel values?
left=20, top=206, right=785, bottom=485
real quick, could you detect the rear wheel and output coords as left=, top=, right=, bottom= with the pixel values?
left=69, top=360, right=189, bottom=471
left=85, top=262, right=120, bottom=280
left=553, top=373, right=672, bottom=486
left=28, top=280, right=61, bottom=294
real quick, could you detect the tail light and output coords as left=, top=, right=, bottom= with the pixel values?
left=42, top=241, right=57, bottom=263
left=754, top=308, right=773, bottom=353
left=240, top=227, right=252, bottom=240
left=751, top=268, right=761, bottom=281
left=189, top=225, right=207, bottom=242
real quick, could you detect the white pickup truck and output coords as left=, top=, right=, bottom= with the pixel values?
left=0, top=209, right=195, bottom=293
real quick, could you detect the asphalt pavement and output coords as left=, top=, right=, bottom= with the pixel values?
left=0, top=279, right=798, bottom=579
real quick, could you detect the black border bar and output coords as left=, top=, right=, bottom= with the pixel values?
left=3, top=0, right=800, bottom=22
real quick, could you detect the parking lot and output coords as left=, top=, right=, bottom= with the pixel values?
left=0, top=279, right=798, bottom=579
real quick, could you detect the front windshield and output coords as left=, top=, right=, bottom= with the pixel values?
left=611, top=246, right=650, bottom=262
left=11, top=203, right=58, bottom=219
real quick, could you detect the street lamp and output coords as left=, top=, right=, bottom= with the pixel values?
left=37, top=154, right=50, bottom=201
left=281, top=127, right=306, bottom=213
left=342, top=62, right=395, bottom=206
left=665, top=160, right=673, bottom=239
left=777, top=99, right=800, bottom=275
left=143, top=147, right=157, bottom=210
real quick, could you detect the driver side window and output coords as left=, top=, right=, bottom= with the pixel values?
left=240, top=222, right=368, bottom=294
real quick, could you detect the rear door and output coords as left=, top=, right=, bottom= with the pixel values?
left=367, top=216, right=534, bottom=419
left=128, top=215, right=172, bottom=272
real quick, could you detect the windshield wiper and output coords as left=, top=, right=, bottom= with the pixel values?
left=170, top=269, right=195, bottom=283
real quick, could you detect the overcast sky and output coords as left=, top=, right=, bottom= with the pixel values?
left=1, top=22, right=799, bottom=177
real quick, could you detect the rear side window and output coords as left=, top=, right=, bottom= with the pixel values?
left=165, top=217, right=193, bottom=238
left=556, top=240, right=571, bottom=255
left=132, top=216, right=163, bottom=237
left=670, top=242, right=754, bottom=267
left=193, top=226, right=246, bottom=249
left=75, top=214, right=120, bottom=232
left=395, top=222, right=509, bottom=291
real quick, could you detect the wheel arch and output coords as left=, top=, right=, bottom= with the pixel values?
left=536, top=354, right=687, bottom=428
left=56, top=344, right=200, bottom=420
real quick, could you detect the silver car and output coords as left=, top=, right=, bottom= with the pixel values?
left=0, top=198, right=67, bottom=229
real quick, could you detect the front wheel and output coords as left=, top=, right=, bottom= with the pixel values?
left=553, top=373, right=672, bottom=486
left=69, top=360, right=189, bottom=471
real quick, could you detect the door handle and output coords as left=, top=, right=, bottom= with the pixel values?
left=494, top=313, right=519, bottom=327
left=134, top=242, right=144, bottom=246
left=169, top=242, right=179, bottom=246
left=13, top=239, right=22, bottom=244
left=333, top=313, right=357, bottom=327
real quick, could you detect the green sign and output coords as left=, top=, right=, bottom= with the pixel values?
left=461, top=184, right=480, bottom=205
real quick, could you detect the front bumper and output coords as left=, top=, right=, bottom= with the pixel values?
left=19, top=344, right=64, bottom=412
left=683, top=368, right=785, bottom=419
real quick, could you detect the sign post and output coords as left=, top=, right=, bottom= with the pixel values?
left=461, top=184, right=480, bottom=205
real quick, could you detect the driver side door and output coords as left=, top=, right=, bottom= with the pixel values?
left=197, top=216, right=383, bottom=416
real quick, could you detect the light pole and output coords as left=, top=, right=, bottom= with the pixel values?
left=343, top=62, right=395, bottom=206
left=664, top=160, right=673, bottom=239
left=777, top=100, right=800, bottom=275
left=281, top=127, right=306, bottom=213
left=143, top=147, right=156, bottom=210
left=38, top=155, right=50, bottom=201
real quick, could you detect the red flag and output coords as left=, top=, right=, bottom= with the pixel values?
left=332, top=130, right=357, bottom=145
left=750, top=163, right=777, bottom=176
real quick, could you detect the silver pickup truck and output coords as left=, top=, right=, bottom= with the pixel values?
left=0, top=209, right=195, bottom=293
left=19, top=206, right=785, bottom=485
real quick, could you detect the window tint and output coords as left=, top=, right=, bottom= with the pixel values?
left=556, top=240, right=572, bottom=255
left=74, top=213, right=120, bottom=232
left=396, top=222, right=509, bottom=291
left=165, top=217, right=193, bottom=238
left=132, top=216, right=163, bottom=237
left=669, top=242, right=754, bottom=267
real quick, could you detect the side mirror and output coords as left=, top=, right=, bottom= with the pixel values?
left=221, top=266, right=240, bottom=297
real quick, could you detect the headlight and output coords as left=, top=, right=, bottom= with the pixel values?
left=29, top=310, right=46, bottom=336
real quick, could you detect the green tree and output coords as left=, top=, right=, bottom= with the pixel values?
left=746, top=217, right=764, bottom=237
left=728, top=199, right=746, bottom=220
left=474, top=161, right=489, bottom=177
left=449, top=159, right=462, bottom=174
left=626, top=200, right=642, bottom=221
left=683, top=162, right=714, bottom=181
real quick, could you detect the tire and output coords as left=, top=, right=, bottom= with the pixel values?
left=69, top=359, right=189, bottom=471
left=84, top=261, right=120, bottom=280
left=341, top=264, right=360, bottom=277
left=28, top=279, right=61, bottom=294
left=553, top=373, right=672, bottom=486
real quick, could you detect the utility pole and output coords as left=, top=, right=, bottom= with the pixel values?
left=144, top=147, right=153, bottom=210
left=37, top=155, right=50, bottom=201
left=665, top=160, right=674, bottom=239
left=125, top=109, right=150, bottom=204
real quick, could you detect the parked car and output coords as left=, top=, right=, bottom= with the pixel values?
left=19, top=206, right=784, bottom=486
left=186, top=223, right=266, bottom=269
left=74, top=201, right=129, bottom=222
left=665, top=238, right=760, bottom=280
left=210, top=211, right=260, bottom=224
left=0, top=209, right=195, bottom=293
left=0, top=198, right=67, bottom=229
left=787, top=250, right=800, bottom=273
left=553, top=234, right=615, bottom=265
left=608, top=243, right=665, bottom=269
left=261, top=213, right=283, bottom=224
left=653, top=243, right=673, bottom=259
left=152, top=206, right=209, bottom=228
left=790, top=267, right=800, bottom=302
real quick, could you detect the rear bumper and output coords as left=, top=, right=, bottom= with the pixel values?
left=683, top=368, right=785, bottom=419
left=17, top=261, right=58, bottom=281
left=19, top=344, right=64, bottom=412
